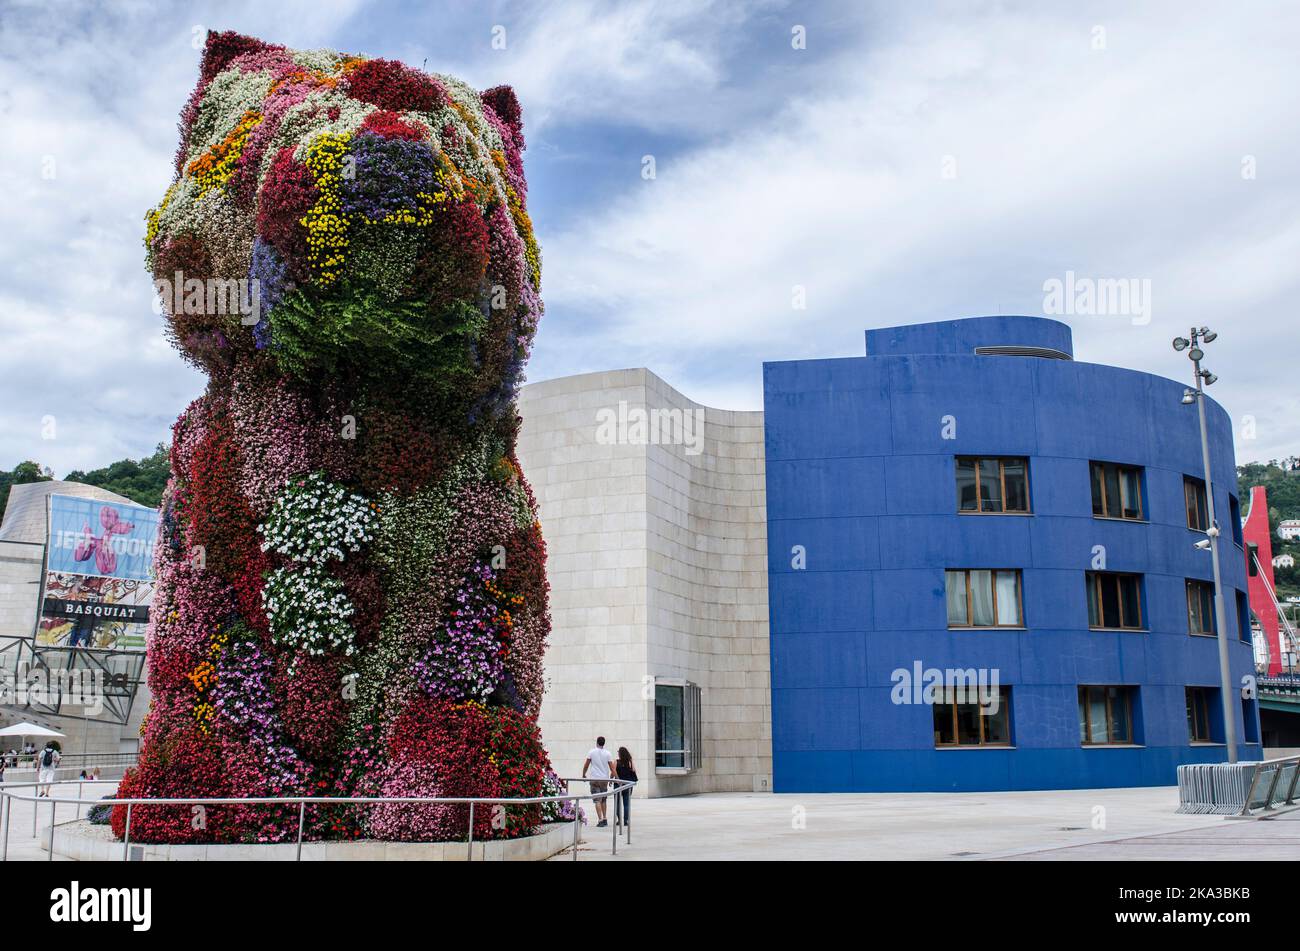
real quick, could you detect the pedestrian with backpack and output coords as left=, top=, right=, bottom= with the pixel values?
left=37, top=742, right=60, bottom=797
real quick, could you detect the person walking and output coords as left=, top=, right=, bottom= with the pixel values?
left=615, top=747, right=637, bottom=828
left=582, top=736, right=615, bottom=827
left=37, top=741, right=61, bottom=797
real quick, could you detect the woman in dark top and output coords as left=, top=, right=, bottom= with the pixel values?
left=615, top=747, right=637, bottom=827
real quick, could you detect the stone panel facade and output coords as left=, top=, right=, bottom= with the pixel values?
left=517, top=369, right=772, bottom=797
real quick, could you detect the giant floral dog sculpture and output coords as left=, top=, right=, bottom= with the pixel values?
left=114, top=31, right=553, bottom=843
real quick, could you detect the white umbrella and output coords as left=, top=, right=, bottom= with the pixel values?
left=0, top=721, right=64, bottom=738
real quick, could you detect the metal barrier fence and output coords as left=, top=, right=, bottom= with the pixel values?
left=0, top=775, right=634, bottom=862
left=1240, top=755, right=1300, bottom=816
left=1176, top=755, right=1300, bottom=815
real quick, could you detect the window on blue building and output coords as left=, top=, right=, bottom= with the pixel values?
left=1090, top=461, right=1143, bottom=520
left=1086, top=572, right=1144, bottom=630
left=945, top=569, right=1023, bottom=627
left=955, top=456, right=1029, bottom=513
left=1243, top=698, right=1259, bottom=744
left=933, top=686, right=1012, bottom=747
left=1078, top=685, right=1136, bottom=745
left=1186, top=687, right=1218, bottom=743
left=1184, top=477, right=1209, bottom=531
left=1186, top=579, right=1216, bottom=636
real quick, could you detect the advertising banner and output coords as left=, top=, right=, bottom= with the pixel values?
left=36, top=495, right=160, bottom=650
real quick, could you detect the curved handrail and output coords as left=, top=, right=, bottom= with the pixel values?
left=0, top=775, right=635, bottom=862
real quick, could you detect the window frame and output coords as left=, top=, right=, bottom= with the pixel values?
left=1089, top=461, right=1145, bottom=521
left=1085, top=571, right=1145, bottom=631
left=1078, top=685, right=1137, bottom=746
left=1186, top=579, right=1217, bottom=636
left=654, top=678, right=702, bottom=772
left=1184, top=476, right=1209, bottom=532
left=955, top=456, right=1031, bottom=515
left=1186, top=686, right=1217, bottom=743
left=945, top=569, right=1024, bottom=629
left=933, top=685, right=1013, bottom=748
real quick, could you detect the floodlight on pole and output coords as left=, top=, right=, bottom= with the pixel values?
left=1174, top=326, right=1237, bottom=763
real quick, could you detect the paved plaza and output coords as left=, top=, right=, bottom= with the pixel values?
left=561, top=787, right=1300, bottom=861
left=4, top=782, right=1297, bottom=861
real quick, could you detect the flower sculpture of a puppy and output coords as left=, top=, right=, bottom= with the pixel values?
left=114, top=31, right=551, bottom=844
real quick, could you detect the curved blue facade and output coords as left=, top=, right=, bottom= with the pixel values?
left=763, top=316, right=1260, bottom=792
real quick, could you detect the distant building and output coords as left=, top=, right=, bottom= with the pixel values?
left=1278, top=519, right=1300, bottom=541
left=0, top=480, right=153, bottom=758
left=1273, top=553, right=1295, bottom=569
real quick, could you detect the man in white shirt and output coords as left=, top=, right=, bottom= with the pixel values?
left=37, top=743, right=61, bottom=797
left=582, top=736, right=616, bottom=827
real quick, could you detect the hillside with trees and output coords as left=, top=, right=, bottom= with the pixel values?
left=0, top=445, right=170, bottom=525
left=64, top=443, right=170, bottom=508
left=1237, top=457, right=1300, bottom=599
left=0, top=460, right=52, bottom=524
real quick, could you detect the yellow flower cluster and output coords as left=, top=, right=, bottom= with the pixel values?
left=491, top=150, right=540, bottom=289
left=208, top=626, right=230, bottom=659
left=187, top=109, right=263, bottom=199
left=193, top=701, right=215, bottom=731
left=300, top=132, right=353, bottom=285
left=369, top=190, right=447, bottom=227
left=143, top=182, right=178, bottom=250
left=187, top=627, right=228, bottom=734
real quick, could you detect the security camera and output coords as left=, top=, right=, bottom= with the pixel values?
left=1206, top=525, right=1220, bottom=538
left=1194, top=538, right=1212, bottom=550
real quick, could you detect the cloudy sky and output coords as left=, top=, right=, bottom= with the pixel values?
left=1, top=0, right=1297, bottom=476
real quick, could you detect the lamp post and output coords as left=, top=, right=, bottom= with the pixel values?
left=1173, top=327, right=1237, bottom=762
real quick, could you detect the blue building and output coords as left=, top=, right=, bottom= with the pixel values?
left=763, top=316, right=1261, bottom=792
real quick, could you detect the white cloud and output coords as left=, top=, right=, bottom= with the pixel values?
left=534, top=1, right=1300, bottom=461
left=2, top=0, right=1298, bottom=478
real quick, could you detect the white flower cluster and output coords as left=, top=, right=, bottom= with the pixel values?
left=258, top=473, right=377, bottom=565
left=262, top=564, right=357, bottom=657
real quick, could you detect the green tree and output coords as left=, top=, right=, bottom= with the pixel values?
left=1238, top=458, right=1300, bottom=600
left=64, top=443, right=170, bottom=508
left=0, top=460, right=53, bottom=524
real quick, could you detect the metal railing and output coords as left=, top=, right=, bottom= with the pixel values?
left=1239, top=754, right=1300, bottom=816
left=0, top=775, right=635, bottom=862
left=1, top=750, right=139, bottom=771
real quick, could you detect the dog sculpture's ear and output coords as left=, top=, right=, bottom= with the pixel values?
left=176, top=31, right=283, bottom=176
left=197, top=30, right=279, bottom=87
left=481, top=85, right=523, bottom=144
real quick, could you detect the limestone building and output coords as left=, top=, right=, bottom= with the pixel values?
left=517, top=369, right=772, bottom=797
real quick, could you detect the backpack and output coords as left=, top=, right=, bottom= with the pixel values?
left=41, top=748, right=54, bottom=768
